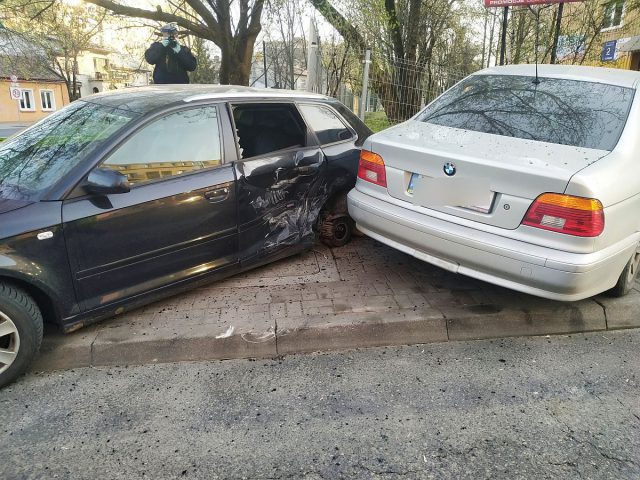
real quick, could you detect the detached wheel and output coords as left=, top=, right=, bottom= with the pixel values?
left=0, top=283, right=43, bottom=388
left=319, top=214, right=353, bottom=248
left=609, top=245, right=640, bottom=297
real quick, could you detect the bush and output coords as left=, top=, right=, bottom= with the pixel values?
left=364, top=111, right=391, bottom=133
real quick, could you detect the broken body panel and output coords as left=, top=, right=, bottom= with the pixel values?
left=0, top=90, right=369, bottom=332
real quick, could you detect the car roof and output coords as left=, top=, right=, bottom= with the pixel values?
left=81, top=84, right=333, bottom=114
left=475, top=64, right=640, bottom=89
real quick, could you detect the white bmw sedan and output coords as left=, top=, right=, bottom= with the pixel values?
left=348, top=65, right=640, bottom=301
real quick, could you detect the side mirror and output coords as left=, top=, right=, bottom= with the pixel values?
left=84, top=168, right=130, bottom=195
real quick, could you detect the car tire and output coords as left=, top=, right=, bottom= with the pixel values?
left=319, top=214, right=353, bottom=248
left=0, top=283, right=43, bottom=388
left=608, top=246, right=640, bottom=298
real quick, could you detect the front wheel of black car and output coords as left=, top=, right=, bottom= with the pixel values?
left=0, top=283, right=43, bottom=388
left=609, top=245, right=640, bottom=298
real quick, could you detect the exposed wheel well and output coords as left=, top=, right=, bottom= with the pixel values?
left=0, top=277, right=60, bottom=326
left=318, top=187, right=350, bottom=222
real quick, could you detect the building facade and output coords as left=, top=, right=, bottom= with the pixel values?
left=597, top=0, right=640, bottom=70
left=0, top=30, right=70, bottom=123
left=74, top=46, right=150, bottom=98
left=559, top=0, right=640, bottom=70
left=0, top=76, right=69, bottom=124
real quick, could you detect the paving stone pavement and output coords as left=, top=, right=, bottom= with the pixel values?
left=33, top=237, right=640, bottom=372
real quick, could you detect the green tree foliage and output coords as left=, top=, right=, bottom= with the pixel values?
left=1, top=0, right=106, bottom=100
left=188, top=36, right=220, bottom=84
left=308, top=0, right=481, bottom=122
left=497, top=1, right=612, bottom=67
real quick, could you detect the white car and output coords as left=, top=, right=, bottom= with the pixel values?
left=348, top=65, right=640, bottom=301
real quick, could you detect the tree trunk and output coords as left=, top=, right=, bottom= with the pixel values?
left=219, top=33, right=257, bottom=85
left=83, top=0, right=265, bottom=87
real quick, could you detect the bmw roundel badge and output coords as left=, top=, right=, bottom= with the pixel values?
left=443, top=162, right=456, bottom=176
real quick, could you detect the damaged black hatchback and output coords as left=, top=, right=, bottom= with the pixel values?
left=0, top=85, right=371, bottom=387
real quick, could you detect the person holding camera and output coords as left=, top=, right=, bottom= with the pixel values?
left=145, top=23, right=197, bottom=84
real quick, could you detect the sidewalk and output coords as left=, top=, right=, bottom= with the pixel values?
left=33, top=237, right=640, bottom=372
left=0, top=121, right=32, bottom=138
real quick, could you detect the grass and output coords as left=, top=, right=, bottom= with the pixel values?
left=364, top=111, right=392, bottom=133
left=0, top=138, right=5, bottom=143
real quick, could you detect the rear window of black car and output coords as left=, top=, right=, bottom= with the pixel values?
left=299, top=104, right=353, bottom=145
left=417, top=74, right=634, bottom=151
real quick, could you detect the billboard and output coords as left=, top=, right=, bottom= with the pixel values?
left=485, top=0, right=582, bottom=7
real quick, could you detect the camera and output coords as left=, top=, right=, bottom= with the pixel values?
left=160, top=22, right=179, bottom=48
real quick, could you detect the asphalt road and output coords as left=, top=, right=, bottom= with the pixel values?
left=1, top=330, right=639, bottom=480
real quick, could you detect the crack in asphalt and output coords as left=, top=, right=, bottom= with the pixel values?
left=548, top=408, right=639, bottom=470
left=355, top=463, right=426, bottom=478
left=616, top=398, right=640, bottom=424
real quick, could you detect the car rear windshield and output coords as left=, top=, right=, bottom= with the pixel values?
left=417, top=74, right=634, bottom=150
left=0, top=101, right=137, bottom=200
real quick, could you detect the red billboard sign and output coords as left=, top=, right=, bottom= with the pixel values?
left=485, top=0, right=582, bottom=7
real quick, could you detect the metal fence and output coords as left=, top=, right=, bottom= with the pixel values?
left=359, top=53, right=467, bottom=125
left=307, top=45, right=467, bottom=127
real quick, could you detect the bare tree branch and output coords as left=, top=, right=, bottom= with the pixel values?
left=83, top=0, right=218, bottom=43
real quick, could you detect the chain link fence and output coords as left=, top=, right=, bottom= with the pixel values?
left=361, top=54, right=467, bottom=127
left=308, top=45, right=467, bottom=131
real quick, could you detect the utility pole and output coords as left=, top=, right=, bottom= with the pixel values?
left=359, top=49, right=371, bottom=121
left=499, top=6, right=508, bottom=66
left=306, top=19, right=319, bottom=92
left=487, top=11, right=497, bottom=67
left=481, top=10, right=489, bottom=68
left=262, top=41, right=268, bottom=88
left=550, top=2, right=565, bottom=64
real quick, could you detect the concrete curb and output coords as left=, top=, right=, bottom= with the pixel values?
left=31, top=296, right=638, bottom=373
left=28, top=238, right=640, bottom=373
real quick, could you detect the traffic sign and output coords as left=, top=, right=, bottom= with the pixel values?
left=10, top=87, right=21, bottom=100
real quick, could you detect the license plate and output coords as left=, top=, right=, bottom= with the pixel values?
left=409, top=173, right=493, bottom=213
left=407, top=172, right=421, bottom=195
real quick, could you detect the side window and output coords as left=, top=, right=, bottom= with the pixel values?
left=231, top=103, right=307, bottom=159
left=40, top=90, right=56, bottom=111
left=102, top=106, right=222, bottom=185
left=19, top=89, right=35, bottom=112
left=603, top=0, right=624, bottom=29
left=299, top=104, right=354, bottom=145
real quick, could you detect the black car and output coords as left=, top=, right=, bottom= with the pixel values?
left=0, top=85, right=371, bottom=387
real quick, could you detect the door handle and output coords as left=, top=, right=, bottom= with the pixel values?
left=295, top=151, right=325, bottom=168
left=204, top=187, right=230, bottom=203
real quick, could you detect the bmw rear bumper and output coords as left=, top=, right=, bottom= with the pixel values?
left=348, top=188, right=637, bottom=301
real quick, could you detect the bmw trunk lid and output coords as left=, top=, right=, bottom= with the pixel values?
left=369, top=121, right=609, bottom=229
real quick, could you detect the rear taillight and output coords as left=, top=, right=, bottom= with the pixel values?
left=522, top=193, right=604, bottom=237
left=358, top=150, right=387, bottom=188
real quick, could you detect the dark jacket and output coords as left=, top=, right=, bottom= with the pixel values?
left=145, top=42, right=197, bottom=84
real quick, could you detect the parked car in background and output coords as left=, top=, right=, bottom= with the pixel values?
left=0, top=85, right=371, bottom=387
left=349, top=65, right=640, bottom=302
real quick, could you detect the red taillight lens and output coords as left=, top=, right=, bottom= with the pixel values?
left=522, top=193, right=604, bottom=237
left=358, top=150, right=387, bottom=188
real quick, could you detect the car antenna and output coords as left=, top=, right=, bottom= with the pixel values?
left=532, top=5, right=541, bottom=85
